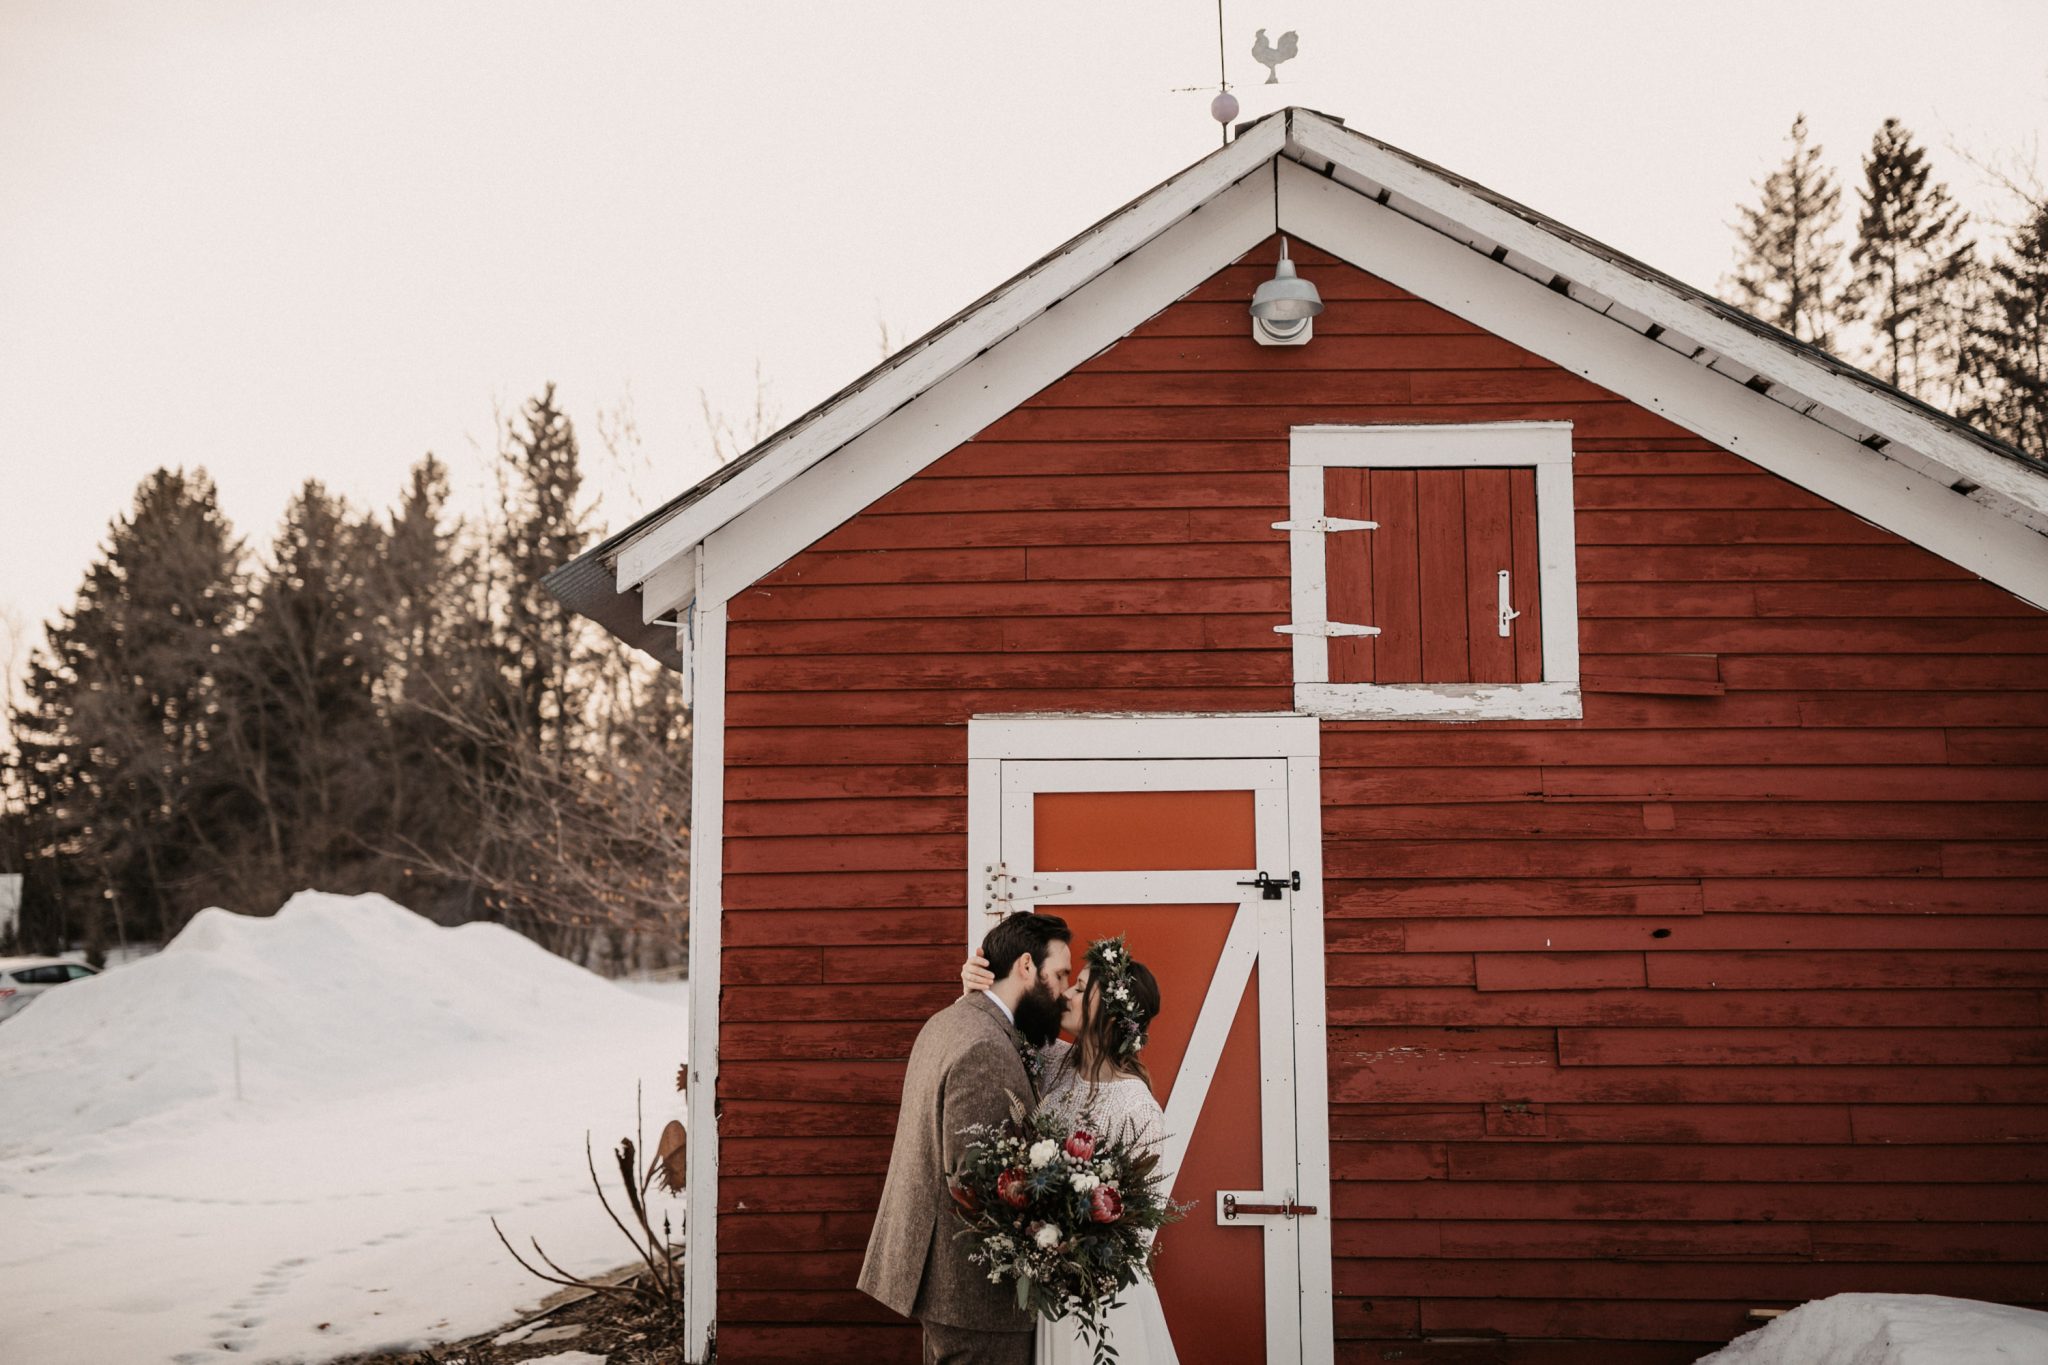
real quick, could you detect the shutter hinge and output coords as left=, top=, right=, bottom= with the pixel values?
left=1275, top=621, right=1381, bottom=638
left=1272, top=517, right=1377, bottom=533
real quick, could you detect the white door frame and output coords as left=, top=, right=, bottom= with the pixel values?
left=965, top=713, right=1333, bottom=1365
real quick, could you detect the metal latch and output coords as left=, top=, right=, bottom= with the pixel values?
left=1235, top=871, right=1300, bottom=901
left=1498, top=569, right=1521, bottom=637
left=1220, top=1191, right=1320, bottom=1220
left=985, top=864, right=1072, bottom=912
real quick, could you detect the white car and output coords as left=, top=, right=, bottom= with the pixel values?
left=0, top=956, right=99, bottom=1021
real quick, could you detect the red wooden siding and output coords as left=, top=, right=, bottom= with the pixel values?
left=715, top=237, right=2048, bottom=1364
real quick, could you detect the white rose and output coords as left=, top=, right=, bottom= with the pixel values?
left=1028, top=1139, right=1060, bottom=1169
left=1034, top=1223, right=1063, bottom=1250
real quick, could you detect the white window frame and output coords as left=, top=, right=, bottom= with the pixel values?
left=1284, top=421, right=1582, bottom=721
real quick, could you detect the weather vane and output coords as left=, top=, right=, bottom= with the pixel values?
left=1252, top=28, right=1299, bottom=83
left=1175, top=8, right=1302, bottom=147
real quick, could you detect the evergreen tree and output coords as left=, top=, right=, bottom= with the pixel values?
left=367, top=454, right=497, bottom=918
left=1729, top=114, right=1849, bottom=348
left=496, top=385, right=593, bottom=760
left=1849, top=118, right=1976, bottom=403
left=9, top=470, right=243, bottom=948
left=1970, top=198, right=2048, bottom=459
left=215, top=481, right=391, bottom=909
left=377, top=454, right=460, bottom=704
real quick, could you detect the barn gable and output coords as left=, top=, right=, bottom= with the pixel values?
left=545, top=108, right=2048, bottom=1365
left=551, top=106, right=2048, bottom=662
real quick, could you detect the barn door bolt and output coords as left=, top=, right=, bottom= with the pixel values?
left=1236, top=870, right=1300, bottom=900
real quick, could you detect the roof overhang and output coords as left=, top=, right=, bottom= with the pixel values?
left=549, top=107, right=2048, bottom=664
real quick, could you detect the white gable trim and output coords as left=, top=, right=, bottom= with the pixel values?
left=700, top=164, right=1279, bottom=601
left=605, top=120, right=2045, bottom=617
left=614, top=115, right=1290, bottom=590
left=1283, top=111, right=2048, bottom=534
left=1273, top=157, right=2048, bottom=610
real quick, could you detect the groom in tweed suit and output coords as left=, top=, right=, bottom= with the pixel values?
left=859, top=913, right=1073, bottom=1365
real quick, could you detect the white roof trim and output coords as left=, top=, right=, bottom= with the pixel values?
left=1281, top=111, right=2048, bottom=533
left=613, top=115, right=1290, bottom=588
left=598, top=107, right=2046, bottom=615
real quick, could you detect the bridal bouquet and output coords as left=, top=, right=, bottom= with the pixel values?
left=949, top=1096, right=1183, bottom=1365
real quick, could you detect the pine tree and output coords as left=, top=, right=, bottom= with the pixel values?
left=496, top=385, right=593, bottom=759
left=9, top=469, right=244, bottom=948
left=1849, top=118, right=1976, bottom=403
left=367, top=454, right=495, bottom=917
left=215, top=481, right=390, bottom=909
left=1729, top=114, right=1849, bottom=348
left=1970, top=198, right=2048, bottom=459
left=376, top=454, right=464, bottom=703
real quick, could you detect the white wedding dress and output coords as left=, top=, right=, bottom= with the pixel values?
left=1032, top=1042, right=1171, bottom=1365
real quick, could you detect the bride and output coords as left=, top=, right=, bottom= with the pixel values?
left=961, top=935, right=1170, bottom=1365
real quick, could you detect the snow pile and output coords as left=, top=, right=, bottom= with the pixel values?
left=0, top=892, right=688, bottom=1364
left=1, top=892, right=646, bottom=1156
left=1696, top=1294, right=2048, bottom=1365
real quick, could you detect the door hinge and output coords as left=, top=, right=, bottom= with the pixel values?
left=984, top=864, right=1073, bottom=912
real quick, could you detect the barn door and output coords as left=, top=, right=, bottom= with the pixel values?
left=981, top=755, right=1332, bottom=1365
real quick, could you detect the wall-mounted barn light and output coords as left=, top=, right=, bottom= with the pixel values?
left=1250, top=237, right=1324, bottom=346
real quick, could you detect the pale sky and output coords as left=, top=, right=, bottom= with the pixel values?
left=3, top=1, right=2044, bottom=701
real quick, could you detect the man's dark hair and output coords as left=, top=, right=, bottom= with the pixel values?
left=980, top=913, right=1071, bottom=983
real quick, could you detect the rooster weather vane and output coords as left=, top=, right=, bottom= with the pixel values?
left=1186, top=14, right=1302, bottom=145
left=1252, top=28, right=1299, bottom=84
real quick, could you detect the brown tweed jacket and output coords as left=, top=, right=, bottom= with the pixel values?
left=857, top=991, right=1034, bottom=1333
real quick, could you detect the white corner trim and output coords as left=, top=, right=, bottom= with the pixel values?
left=682, top=554, right=725, bottom=1363
left=1283, top=422, right=1582, bottom=721
left=1284, top=111, right=2048, bottom=527
left=701, top=166, right=1279, bottom=602
left=1295, top=680, right=1582, bottom=721
left=613, top=117, right=1291, bottom=592
left=967, top=711, right=1321, bottom=760
left=1274, top=156, right=2048, bottom=612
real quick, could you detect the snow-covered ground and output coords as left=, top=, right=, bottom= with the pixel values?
left=1695, top=1294, right=2048, bottom=1364
left=0, top=892, right=688, bottom=1364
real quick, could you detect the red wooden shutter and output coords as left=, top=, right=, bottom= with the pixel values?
left=1323, top=466, right=1543, bottom=685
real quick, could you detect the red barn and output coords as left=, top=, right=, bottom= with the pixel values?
left=550, top=109, right=2048, bottom=1364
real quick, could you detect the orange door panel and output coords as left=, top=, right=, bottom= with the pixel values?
left=1033, top=788, right=1268, bottom=1365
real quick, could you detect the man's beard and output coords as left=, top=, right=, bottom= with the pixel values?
left=1013, top=979, right=1065, bottom=1047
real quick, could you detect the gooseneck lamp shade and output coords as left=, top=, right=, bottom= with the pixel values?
left=1249, top=240, right=1325, bottom=323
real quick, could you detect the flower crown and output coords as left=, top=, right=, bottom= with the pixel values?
left=1086, top=935, right=1149, bottom=1062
